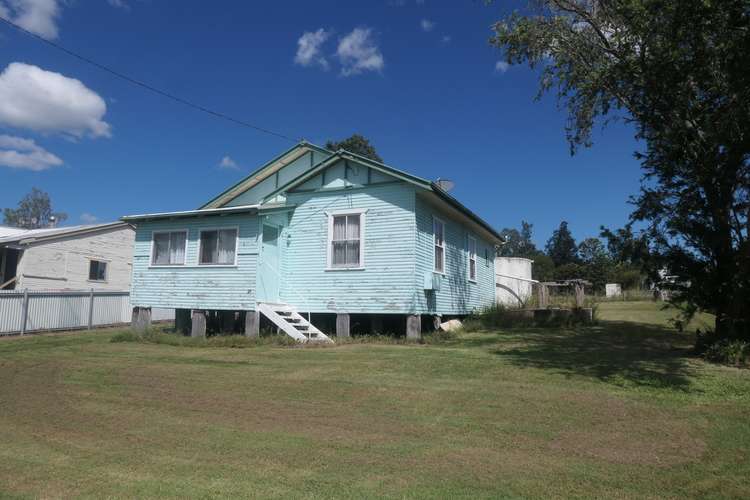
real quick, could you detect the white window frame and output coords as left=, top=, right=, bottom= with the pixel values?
left=467, top=235, right=477, bottom=283
left=197, top=226, right=240, bottom=267
left=433, top=216, right=446, bottom=275
left=150, top=230, right=188, bottom=267
left=87, top=258, right=108, bottom=282
left=325, top=208, right=367, bottom=270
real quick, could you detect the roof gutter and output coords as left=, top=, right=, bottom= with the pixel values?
left=121, top=204, right=259, bottom=223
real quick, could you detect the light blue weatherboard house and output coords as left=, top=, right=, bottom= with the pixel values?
left=123, top=142, right=502, bottom=342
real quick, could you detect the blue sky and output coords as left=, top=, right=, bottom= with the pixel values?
left=0, top=0, right=642, bottom=246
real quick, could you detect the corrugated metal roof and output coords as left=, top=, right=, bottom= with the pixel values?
left=0, top=222, right=130, bottom=245
left=0, top=226, right=27, bottom=238
left=121, top=204, right=260, bottom=222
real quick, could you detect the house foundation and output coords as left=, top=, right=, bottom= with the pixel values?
left=336, top=313, right=350, bottom=338
left=406, top=314, right=421, bottom=339
left=191, top=310, right=207, bottom=337
left=131, top=306, right=151, bottom=332
left=245, top=310, right=260, bottom=338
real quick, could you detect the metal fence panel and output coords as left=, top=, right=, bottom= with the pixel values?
left=0, top=290, right=174, bottom=335
left=26, top=291, right=89, bottom=332
left=0, top=290, right=24, bottom=333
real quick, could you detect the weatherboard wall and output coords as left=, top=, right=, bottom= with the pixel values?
left=130, top=214, right=258, bottom=310
left=280, top=179, right=419, bottom=314
left=414, top=196, right=496, bottom=315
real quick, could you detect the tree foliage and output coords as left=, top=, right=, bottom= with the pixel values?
left=498, top=220, right=538, bottom=257
left=491, top=0, right=750, bottom=338
left=325, top=134, right=383, bottom=162
left=2, top=188, right=67, bottom=229
left=545, top=221, right=578, bottom=266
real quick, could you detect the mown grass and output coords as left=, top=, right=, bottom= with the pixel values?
left=0, top=301, right=747, bottom=498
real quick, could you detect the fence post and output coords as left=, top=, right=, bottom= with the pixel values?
left=20, top=288, right=29, bottom=335
left=88, top=288, right=95, bottom=330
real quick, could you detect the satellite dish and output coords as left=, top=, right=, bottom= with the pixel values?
left=435, top=178, right=455, bottom=192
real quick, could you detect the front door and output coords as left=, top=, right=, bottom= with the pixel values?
left=258, top=224, right=280, bottom=302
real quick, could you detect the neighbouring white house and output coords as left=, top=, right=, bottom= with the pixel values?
left=495, top=256, right=536, bottom=306
left=0, top=222, right=135, bottom=291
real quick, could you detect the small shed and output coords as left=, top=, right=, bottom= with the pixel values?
left=495, top=257, right=535, bottom=306
left=605, top=283, right=622, bottom=297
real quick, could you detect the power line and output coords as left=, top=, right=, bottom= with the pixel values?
left=0, top=15, right=298, bottom=143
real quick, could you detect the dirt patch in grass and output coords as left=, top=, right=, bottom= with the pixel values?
left=546, top=391, right=707, bottom=465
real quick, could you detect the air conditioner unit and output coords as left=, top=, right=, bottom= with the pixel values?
left=424, top=271, right=442, bottom=291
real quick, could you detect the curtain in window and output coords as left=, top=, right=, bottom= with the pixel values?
left=153, top=233, right=170, bottom=265
left=218, top=229, right=236, bottom=264
left=170, top=232, right=186, bottom=264
left=332, top=214, right=360, bottom=267
left=200, top=229, right=236, bottom=264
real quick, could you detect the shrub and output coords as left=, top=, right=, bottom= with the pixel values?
left=463, top=303, right=595, bottom=330
left=703, top=339, right=750, bottom=367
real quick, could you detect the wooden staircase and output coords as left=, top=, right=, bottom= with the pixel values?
left=257, top=302, right=333, bottom=343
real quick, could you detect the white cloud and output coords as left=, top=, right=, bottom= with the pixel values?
left=0, top=62, right=111, bottom=138
left=0, top=0, right=61, bottom=39
left=441, top=35, right=451, bottom=44
left=107, top=0, right=129, bottom=9
left=420, top=19, right=435, bottom=32
left=294, top=28, right=331, bottom=70
left=0, top=134, right=62, bottom=171
left=218, top=155, right=239, bottom=170
left=80, top=212, right=98, bottom=223
left=495, top=61, right=510, bottom=73
left=336, top=28, right=384, bottom=76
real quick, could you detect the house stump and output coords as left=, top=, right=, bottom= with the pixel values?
left=336, top=313, right=350, bottom=338
left=245, top=310, right=260, bottom=338
left=432, top=315, right=441, bottom=331
left=131, top=306, right=151, bottom=332
left=406, top=314, right=421, bottom=340
left=191, top=310, right=207, bottom=338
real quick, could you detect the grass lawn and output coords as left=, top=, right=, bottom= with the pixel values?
left=0, top=301, right=748, bottom=498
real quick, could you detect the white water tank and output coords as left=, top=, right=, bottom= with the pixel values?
left=495, top=257, right=534, bottom=306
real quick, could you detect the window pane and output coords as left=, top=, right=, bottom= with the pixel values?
left=470, top=260, right=476, bottom=280
left=346, top=215, right=360, bottom=240
left=217, top=229, right=237, bottom=264
left=89, top=261, right=106, bottom=281
left=435, top=246, right=444, bottom=273
left=434, top=220, right=444, bottom=245
left=170, top=232, right=186, bottom=264
left=333, top=216, right=346, bottom=241
left=200, top=231, right=218, bottom=264
left=346, top=241, right=360, bottom=266
left=332, top=241, right=346, bottom=266
left=153, top=233, right=170, bottom=264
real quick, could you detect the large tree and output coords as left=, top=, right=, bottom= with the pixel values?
left=498, top=220, right=538, bottom=257
left=491, top=1, right=750, bottom=338
left=3, top=188, right=67, bottom=229
left=325, top=134, right=383, bottom=162
left=545, top=221, right=578, bottom=266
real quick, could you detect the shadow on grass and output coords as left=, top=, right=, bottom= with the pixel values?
left=490, top=321, right=698, bottom=391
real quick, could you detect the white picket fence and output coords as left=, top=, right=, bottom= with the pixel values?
left=0, top=289, right=174, bottom=335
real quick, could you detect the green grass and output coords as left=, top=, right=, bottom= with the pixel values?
left=0, top=301, right=747, bottom=498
